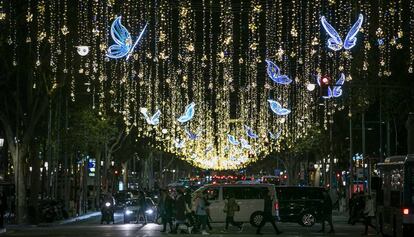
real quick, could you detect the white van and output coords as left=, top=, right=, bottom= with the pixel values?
left=192, top=183, right=279, bottom=227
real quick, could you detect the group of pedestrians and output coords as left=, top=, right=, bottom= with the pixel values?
left=158, top=188, right=212, bottom=235
left=348, top=192, right=378, bottom=235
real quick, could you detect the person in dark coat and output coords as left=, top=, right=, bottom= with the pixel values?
left=137, top=191, right=147, bottom=224
left=319, top=191, right=335, bottom=233
left=159, top=189, right=174, bottom=233
left=173, top=189, right=192, bottom=234
left=256, top=189, right=282, bottom=235
left=223, top=194, right=243, bottom=232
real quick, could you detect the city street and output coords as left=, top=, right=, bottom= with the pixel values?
left=2, top=214, right=377, bottom=237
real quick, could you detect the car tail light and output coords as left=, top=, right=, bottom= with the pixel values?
left=403, top=208, right=409, bottom=215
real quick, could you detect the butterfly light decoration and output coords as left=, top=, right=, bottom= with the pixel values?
left=185, top=128, right=202, bottom=140
left=174, top=139, right=185, bottom=149
left=106, top=16, right=148, bottom=60
left=139, top=108, right=161, bottom=125
left=265, top=60, right=292, bottom=85
left=227, top=134, right=240, bottom=146
left=268, top=130, right=282, bottom=140
left=177, top=102, right=196, bottom=123
left=321, top=14, right=364, bottom=51
left=240, top=138, right=252, bottom=150
left=316, top=73, right=345, bottom=99
left=204, top=144, right=213, bottom=154
left=244, top=125, right=259, bottom=139
left=268, top=99, right=291, bottom=116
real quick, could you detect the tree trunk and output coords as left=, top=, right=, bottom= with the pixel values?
left=29, top=150, right=41, bottom=224
left=11, top=146, right=28, bottom=224
left=95, top=149, right=102, bottom=210
left=121, top=161, right=128, bottom=190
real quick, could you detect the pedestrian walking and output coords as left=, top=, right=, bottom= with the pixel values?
left=362, top=194, right=376, bottom=235
left=137, top=191, right=147, bottom=224
left=319, top=190, right=335, bottom=233
left=173, top=189, right=192, bottom=234
left=159, top=189, right=174, bottom=233
left=256, top=189, right=282, bottom=235
left=194, top=191, right=210, bottom=235
left=223, top=194, right=243, bottom=232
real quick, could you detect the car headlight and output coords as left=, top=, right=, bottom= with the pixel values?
left=105, top=202, right=111, bottom=207
left=145, top=209, right=154, bottom=215
left=125, top=210, right=134, bottom=215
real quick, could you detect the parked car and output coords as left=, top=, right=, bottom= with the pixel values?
left=192, top=183, right=279, bottom=227
left=275, top=186, right=327, bottom=227
left=123, top=197, right=158, bottom=223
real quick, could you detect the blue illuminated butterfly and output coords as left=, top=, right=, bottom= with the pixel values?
left=227, top=134, right=240, bottom=146
left=205, top=144, right=213, bottom=154
left=106, top=16, right=148, bottom=60
left=174, top=138, right=185, bottom=149
left=139, top=108, right=161, bottom=125
left=321, top=14, right=363, bottom=51
left=265, top=59, right=292, bottom=85
left=240, top=138, right=252, bottom=150
left=268, top=99, right=291, bottom=116
left=185, top=128, right=202, bottom=140
left=316, top=73, right=345, bottom=99
left=268, top=130, right=282, bottom=140
left=177, top=102, right=195, bottom=123
left=244, top=125, right=259, bottom=139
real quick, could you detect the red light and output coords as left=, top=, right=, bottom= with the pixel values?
left=283, top=175, right=287, bottom=179
left=274, top=202, right=279, bottom=210
left=336, top=173, right=340, bottom=178
left=322, top=77, right=329, bottom=84
left=403, top=208, right=409, bottom=215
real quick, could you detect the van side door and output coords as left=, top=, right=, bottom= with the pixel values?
left=204, top=187, right=224, bottom=222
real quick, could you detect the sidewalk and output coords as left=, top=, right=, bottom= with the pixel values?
left=38, top=211, right=101, bottom=226
left=3, top=211, right=101, bottom=230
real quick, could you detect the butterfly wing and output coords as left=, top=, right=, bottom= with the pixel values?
left=322, top=87, right=333, bottom=99
left=106, top=44, right=129, bottom=59
left=185, top=129, right=198, bottom=140
left=139, top=107, right=151, bottom=123
left=321, top=16, right=343, bottom=51
left=126, top=23, right=148, bottom=60
left=275, top=74, right=292, bottom=85
left=333, top=73, right=345, bottom=97
left=227, top=134, right=239, bottom=146
left=244, top=125, right=259, bottom=139
left=266, top=59, right=281, bottom=79
left=175, top=139, right=185, bottom=149
left=269, top=130, right=281, bottom=140
left=268, top=99, right=291, bottom=116
left=344, top=14, right=364, bottom=50
left=149, top=110, right=161, bottom=125
left=107, top=16, right=132, bottom=58
left=111, top=16, right=131, bottom=45
left=177, top=102, right=196, bottom=123
left=240, top=138, right=251, bottom=150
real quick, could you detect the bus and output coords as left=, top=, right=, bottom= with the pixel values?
left=376, top=155, right=414, bottom=237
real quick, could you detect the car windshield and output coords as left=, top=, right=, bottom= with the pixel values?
left=125, top=199, right=140, bottom=206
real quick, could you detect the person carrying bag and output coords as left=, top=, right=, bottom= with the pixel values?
left=222, top=194, right=243, bottom=232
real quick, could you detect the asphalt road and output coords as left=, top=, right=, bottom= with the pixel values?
left=2, top=213, right=379, bottom=237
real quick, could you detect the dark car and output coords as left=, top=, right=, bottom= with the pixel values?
left=123, top=197, right=158, bottom=224
left=275, top=186, right=327, bottom=227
